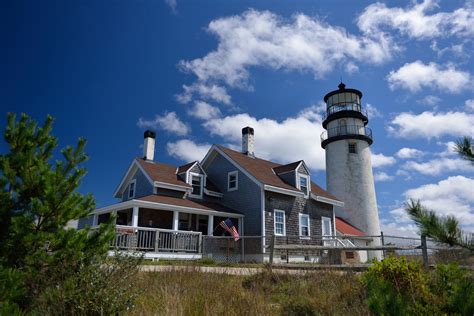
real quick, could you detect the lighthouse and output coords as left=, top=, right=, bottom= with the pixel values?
left=321, top=83, right=382, bottom=260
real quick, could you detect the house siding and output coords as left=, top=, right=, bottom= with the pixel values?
left=203, top=153, right=262, bottom=236
left=122, top=168, right=153, bottom=201
left=264, top=191, right=333, bottom=246
left=278, top=171, right=296, bottom=187
left=156, top=188, right=186, bottom=199
left=297, top=164, right=309, bottom=175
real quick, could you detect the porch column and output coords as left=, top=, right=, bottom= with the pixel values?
left=132, top=206, right=139, bottom=227
left=92, top=214, right=98, bottom=226
left=207, top=215, right=214, bottom=236
left=173, top=211, right=179, bottom=231
left=238, top=217, right=243, bottom=236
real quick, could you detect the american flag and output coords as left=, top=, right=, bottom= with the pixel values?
left=219, top=218, right=240, bottom=241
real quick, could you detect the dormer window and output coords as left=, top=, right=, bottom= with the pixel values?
left=189, top=173, right=203, bottom=198
left=128, top=179, right=136, bottom=199
left=297, top=174, right=310, bottom=198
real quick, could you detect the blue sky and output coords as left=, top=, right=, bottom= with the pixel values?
left=1, top=0, right=473, bottom=235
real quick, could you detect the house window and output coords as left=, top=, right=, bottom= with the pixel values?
left=348, top=143, right=357, bottom=154
left=128, top=180, right=136, bottom=199
left=189, top=173, right=203, bottom=198
left=297, top=174, right=310, bottom=198
left=321, top=217, right=332, bottom=237
left=299, top=213, right=310, bottom=238
left=227, top=171, right=238, bottom=191
left=274, top=210, right=286, bottom=236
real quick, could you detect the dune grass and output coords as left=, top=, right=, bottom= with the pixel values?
left=131, top=268, right=368, bottom=315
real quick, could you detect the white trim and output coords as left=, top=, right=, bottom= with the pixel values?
left=93, top=199, right=244, bottom=219
left=322, top=216, right=332, bottom=237
left=296, top=174, right=310, bottom=199
left=261, top=189, right=266, bottom=253
left=172, top=211, right=179, bottom=231
left=208, top=215, right=214, bottom=236
left=154, top=181, right=192, bottom=192
left=189, top=172, right=204, bottom=199
left=132, top=206, right=139, bottom=227
left=264, top=185, right=303, bottom=197
left=311, top=194, right=345, bottom=207
left=178, top=161, right=197, bottom=175
left=227, top=171, right=238, bottom=192
left=128, top=179, right=136, bottom=199
left=298, top=213, right=310, bottom=238
left=274, top=209, right=286, bottom=236
left=204, top=189, right=223, bottom=198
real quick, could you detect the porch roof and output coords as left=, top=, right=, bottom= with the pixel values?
left=94, top=194, right=243, bottom=218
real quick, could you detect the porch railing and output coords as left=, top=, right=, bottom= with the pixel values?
left=110, top=225, right=202, bottom=253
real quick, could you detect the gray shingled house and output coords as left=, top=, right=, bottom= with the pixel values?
left=78, top=127, right=366, bottom=262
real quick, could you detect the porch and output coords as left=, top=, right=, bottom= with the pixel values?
left=90, top=197, right=244, bottom=258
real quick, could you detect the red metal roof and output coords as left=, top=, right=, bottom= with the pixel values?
left=335, top=217, right=365, bottom=236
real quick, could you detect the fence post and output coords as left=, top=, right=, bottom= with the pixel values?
left=380, top=231, right=385, bottom=259
left=269, top=234, right=276, bottom=267
left=421, top=234, right=428, bottom=268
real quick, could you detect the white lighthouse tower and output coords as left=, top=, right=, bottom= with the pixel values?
left=321, top=83, right=382, bottom=260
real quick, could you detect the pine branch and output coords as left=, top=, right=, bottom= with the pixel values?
left=455, top=136, right=474, bottom=164
left=405, top=199, right=473, bottom=251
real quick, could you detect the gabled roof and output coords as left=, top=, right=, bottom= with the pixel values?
left=335, top=217, right=365, bottom=236
left=272, top=161, right=303, bottom=174
left=216, top=146, right=340, bottom=202
left=177, top=161, right=197, bottom=174
left=136, top=158, right=191, bottom=188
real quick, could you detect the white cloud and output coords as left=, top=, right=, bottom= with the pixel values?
left=202, top=107, right=327, bottom=170
left=395, top=147, right=424, bottom=159
left=404, top=176, right=474, bottom=224
left=178, top=9, right=395, bottom=101
left=137, top=112, right=190, bottom=136
left=166, top=139, right=211, bottom=162
left=176, top=83, right=232, bottom=105
left=371, top=153, right=396, bottom=168
left=366, top=103, right=383, bottom=118
left=387, top=61, right=471, bottom=93
left=188, top=101, right=222, bottom=120
left=466, top=99, right=474, bottom=111
left=402, top=157, right=474, bottom=176
left=374, top=171, right=394, bottom=182
left=357, top=0, right=474, bottom=39
left=388, top=111, right=474, bottom=139
left=417, top=95, right=441, bottom=106
left=345, top=62, right=359, bottom=74
left=164, top=0, right=177, bottom=13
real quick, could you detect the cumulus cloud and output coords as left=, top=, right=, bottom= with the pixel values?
left=188, top=101, right=222, bottom=120
left=388, top=111, right=474, bottom=139
left=164, top=0, right=177, bottom=13
left=366, top=103, right=383, bottom=118
left=387, top=61, right=471, bottom=93
left=401, top=157, right=474, bottom=176
left=176, top=83, right=232, bottom=105
left=404, top=176, right=474, bottom=224
left=371, top=153, right=396, bottom=168
left=201, top=107, right=327, bottom=170
left=167, top=139, right=211, bottom=162
left=178, top=9, right=395, bottom=104
left=357, top=0, right=474, bottom=39
left=137, top=112, right=190, bottom=136
left=374, top=171, right=394, bottom=182
left=395, top=147, right=425, bottom=159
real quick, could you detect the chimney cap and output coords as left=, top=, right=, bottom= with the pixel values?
left=242, top=126, right=254, bottom=135
left=144, top=130, right=156, bottom=139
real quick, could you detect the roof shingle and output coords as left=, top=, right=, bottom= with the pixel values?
left=136, top=158, right=191, bottom=188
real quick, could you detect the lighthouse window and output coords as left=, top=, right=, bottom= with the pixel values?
left=348, top=143, right=357, bottom=154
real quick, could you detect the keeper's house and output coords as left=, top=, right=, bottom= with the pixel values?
left=78, top=128, right=367, bottom=262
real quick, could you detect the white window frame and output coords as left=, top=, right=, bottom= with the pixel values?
left=227, top=171, right=238, bottom=192
left=189, top=172, right=203, bottom=199
left=274, top=209, right=286, bottom=236
left=299, top=213, right=310, bottom=238
left=297, top=174, right=310, bottom=198
left=128, top=179, right=136, bottom=199
left=321, top=216, right=333, bottom=247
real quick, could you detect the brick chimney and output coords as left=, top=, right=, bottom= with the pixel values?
left=242, top=126, right=254, bottom=156
left=143, top=130, right=156, bottom=161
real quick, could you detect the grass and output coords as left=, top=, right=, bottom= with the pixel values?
left=141, top=258, right=264, bottom=268
left=131, top=268, right=368, bottom=315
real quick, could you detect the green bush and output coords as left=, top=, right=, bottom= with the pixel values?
left=362, top=256, right=474, bottom=315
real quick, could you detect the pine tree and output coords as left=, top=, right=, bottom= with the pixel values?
left=455, top=136, right=474, bottom=164
left=0, top=113, right=139, bottom=313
